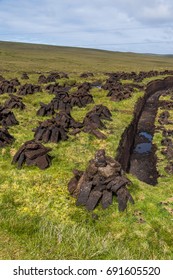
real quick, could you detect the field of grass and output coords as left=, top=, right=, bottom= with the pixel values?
left=1, top=41, right=173, bottom=73
left=0, top=41, right=173, bottom=260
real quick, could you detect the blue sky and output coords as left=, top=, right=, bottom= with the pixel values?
left=0, top=0, right=173, bottom=54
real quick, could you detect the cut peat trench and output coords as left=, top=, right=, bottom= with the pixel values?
left=129, top=91, right=161, bottom=185
left=116, top=76, right=173, bottom=185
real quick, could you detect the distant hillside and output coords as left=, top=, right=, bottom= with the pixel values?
left=0, top=40, right=173, bottom=73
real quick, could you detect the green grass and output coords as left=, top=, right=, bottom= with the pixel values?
left=1, top=41, right=173, bottom=73
left=0, top=41, right=173, bottom=260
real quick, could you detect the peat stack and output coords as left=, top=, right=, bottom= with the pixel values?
left=12, top=140, right=52, bottom=169
left=82, top=105, right=112, bottom=139
left=107, top=83, right=133, bottom=101
left=133, top=72, right=146, bottom=83
left=80, top=72, right=94, bottom=78
left=37, top=102, right=55, bottom=116
left=133, top=70, right=160, bottom=83
left=4, top=94, right=25, bottom=110
left=0, top=106, right=19, bottom=126
left=10, top=78, right=20, bottom=86
left=70, top=90, right=94, bottom=108
left=0, top=80, right=9, bottom=86
left=46, top=75, right=56, bottom=83
left=38, top=75, right=48, bottom=84
left=21, top=73, right=29, bottom=79
left=45, top=83, right=59, bottom=94
left=78, top=82, right=91, bottom=91
left=51, top=91, right=72, bottom=111
left=89, top=104, right=112, bottom=120
left=33, top=118, right=68, bottom=143
left=102, top=72, right=144, bottom=91
left=83, top=111, right=106, bottom=130
left=68, top=149, right=134, bottom=211
left=38, top=72, right=63, bottom=83
left=0, top=127, right=15, bottom=147
left=34, top=111, right=82, bottom=143
left=18, top=84, right=42, bottom=95
left=0, top=80, right=17, bottom=94
left=45, top=83, right=69, bottom=94
left=102, top=73, right=134, bottom=90
left=55, top=111, right=83, bottom=129
left=102, top=77, right=120, bottom=90
left=46, top=72, right=61, bottom=82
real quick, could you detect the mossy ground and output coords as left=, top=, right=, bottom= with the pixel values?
left=0, top=42, right=173, bottom=260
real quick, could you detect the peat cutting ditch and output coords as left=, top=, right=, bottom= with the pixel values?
left=116, top=76, right=173, bottom=185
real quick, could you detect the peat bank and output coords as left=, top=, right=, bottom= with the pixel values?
left=116, top=76, right=173, bottom=185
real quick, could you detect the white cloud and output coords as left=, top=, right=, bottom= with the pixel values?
left=0, top=0, right=173, bottom=54
left=142, top=3, right=172, bottom=22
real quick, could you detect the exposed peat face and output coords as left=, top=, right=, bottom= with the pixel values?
left=129, top=91, right=161, bottom=185
left=116, top=76, right=173, bottom=186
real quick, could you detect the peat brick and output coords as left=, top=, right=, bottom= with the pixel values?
left=76, top=182, right=93, bottom=206
left=101, top=190, right=113, bottom=209
left=85, top=190, right=102, bottom=211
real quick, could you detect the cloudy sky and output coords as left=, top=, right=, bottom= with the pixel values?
left=0, top=0, right=173, bottom=54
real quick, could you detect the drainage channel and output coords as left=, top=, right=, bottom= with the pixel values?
left=116, top=76, right=173, bottom=186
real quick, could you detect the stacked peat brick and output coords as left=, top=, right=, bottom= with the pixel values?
left=0, top=127, right=15, bottom=147
left=4, top=95, right=25, bottom=110
left=34, top=111, right=82, bottom=143
left=18, top=84, right=42, bottom=95
left=12, top=140, right=52, bottom=169
left=68, top=149, right=134, bottom=211
left=0, top=106, right=19, bottom=126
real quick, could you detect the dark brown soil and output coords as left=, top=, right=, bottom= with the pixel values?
left=116, top=76, right=173, bottom=185
left=129, top=92, right=161, bottom=185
